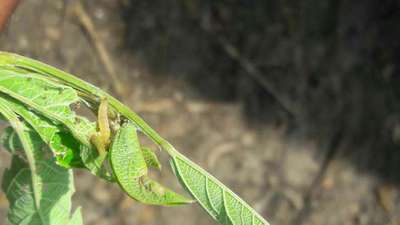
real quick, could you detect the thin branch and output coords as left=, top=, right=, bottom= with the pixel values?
left=70, top=1, right=126, bottom=98
left=216, top=36, right=297, bottom=117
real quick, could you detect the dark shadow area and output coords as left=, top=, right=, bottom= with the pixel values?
left=120, top=0, right=400, bottom=184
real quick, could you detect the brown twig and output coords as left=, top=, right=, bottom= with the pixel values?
left=70, top=1, right=126, bottom=98
left=216, top=36, right=296, bottom=117
left=197, top=14, right=297, bottom=116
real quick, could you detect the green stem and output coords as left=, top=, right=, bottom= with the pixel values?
left=0, top=52, right=178, bottom=156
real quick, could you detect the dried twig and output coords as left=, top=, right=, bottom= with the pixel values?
left=216, top=37, right=296, bottom=117
left=70, top=1, right=126, bottom=98
left=197, top=16, right=297, bottom=116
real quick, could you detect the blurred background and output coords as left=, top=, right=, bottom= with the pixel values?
left=1, top=0, right=400, bottom=224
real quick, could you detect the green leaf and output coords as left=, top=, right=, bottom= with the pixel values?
left=68, top=208, right=84, bottom=225
left=0, top=69, right=79, bottom=121
left=110, top=122, right=192, bottom=205
left=171, top=154, right=269, bottom=225
left=1, top=126, right=22, bottom=154
left=3, top=92, right=108, bottom=177
left=110, top=122, right=148, bottom=179
left=2, top=156, right=81, bottom=225
left=0, top=95, right=84, bottom=168
left=0, top=100, right=82, bottom=225
left=0, top=67, right=109, bottom=178
left=142, top=147, right=162, bottom=170
left=0, top=68, right=88, bottom=146
left=49, top=131, right=85, bottom=168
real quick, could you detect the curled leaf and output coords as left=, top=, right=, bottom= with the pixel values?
left=110, top=122, right=147, bottom=178
left=110, top=122, right=192, bottom=205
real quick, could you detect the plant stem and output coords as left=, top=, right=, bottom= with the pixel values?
left=0, top=52, right=178, bottom=156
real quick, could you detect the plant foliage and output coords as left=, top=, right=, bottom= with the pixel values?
left=0, top=52, right=269, bottom=225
